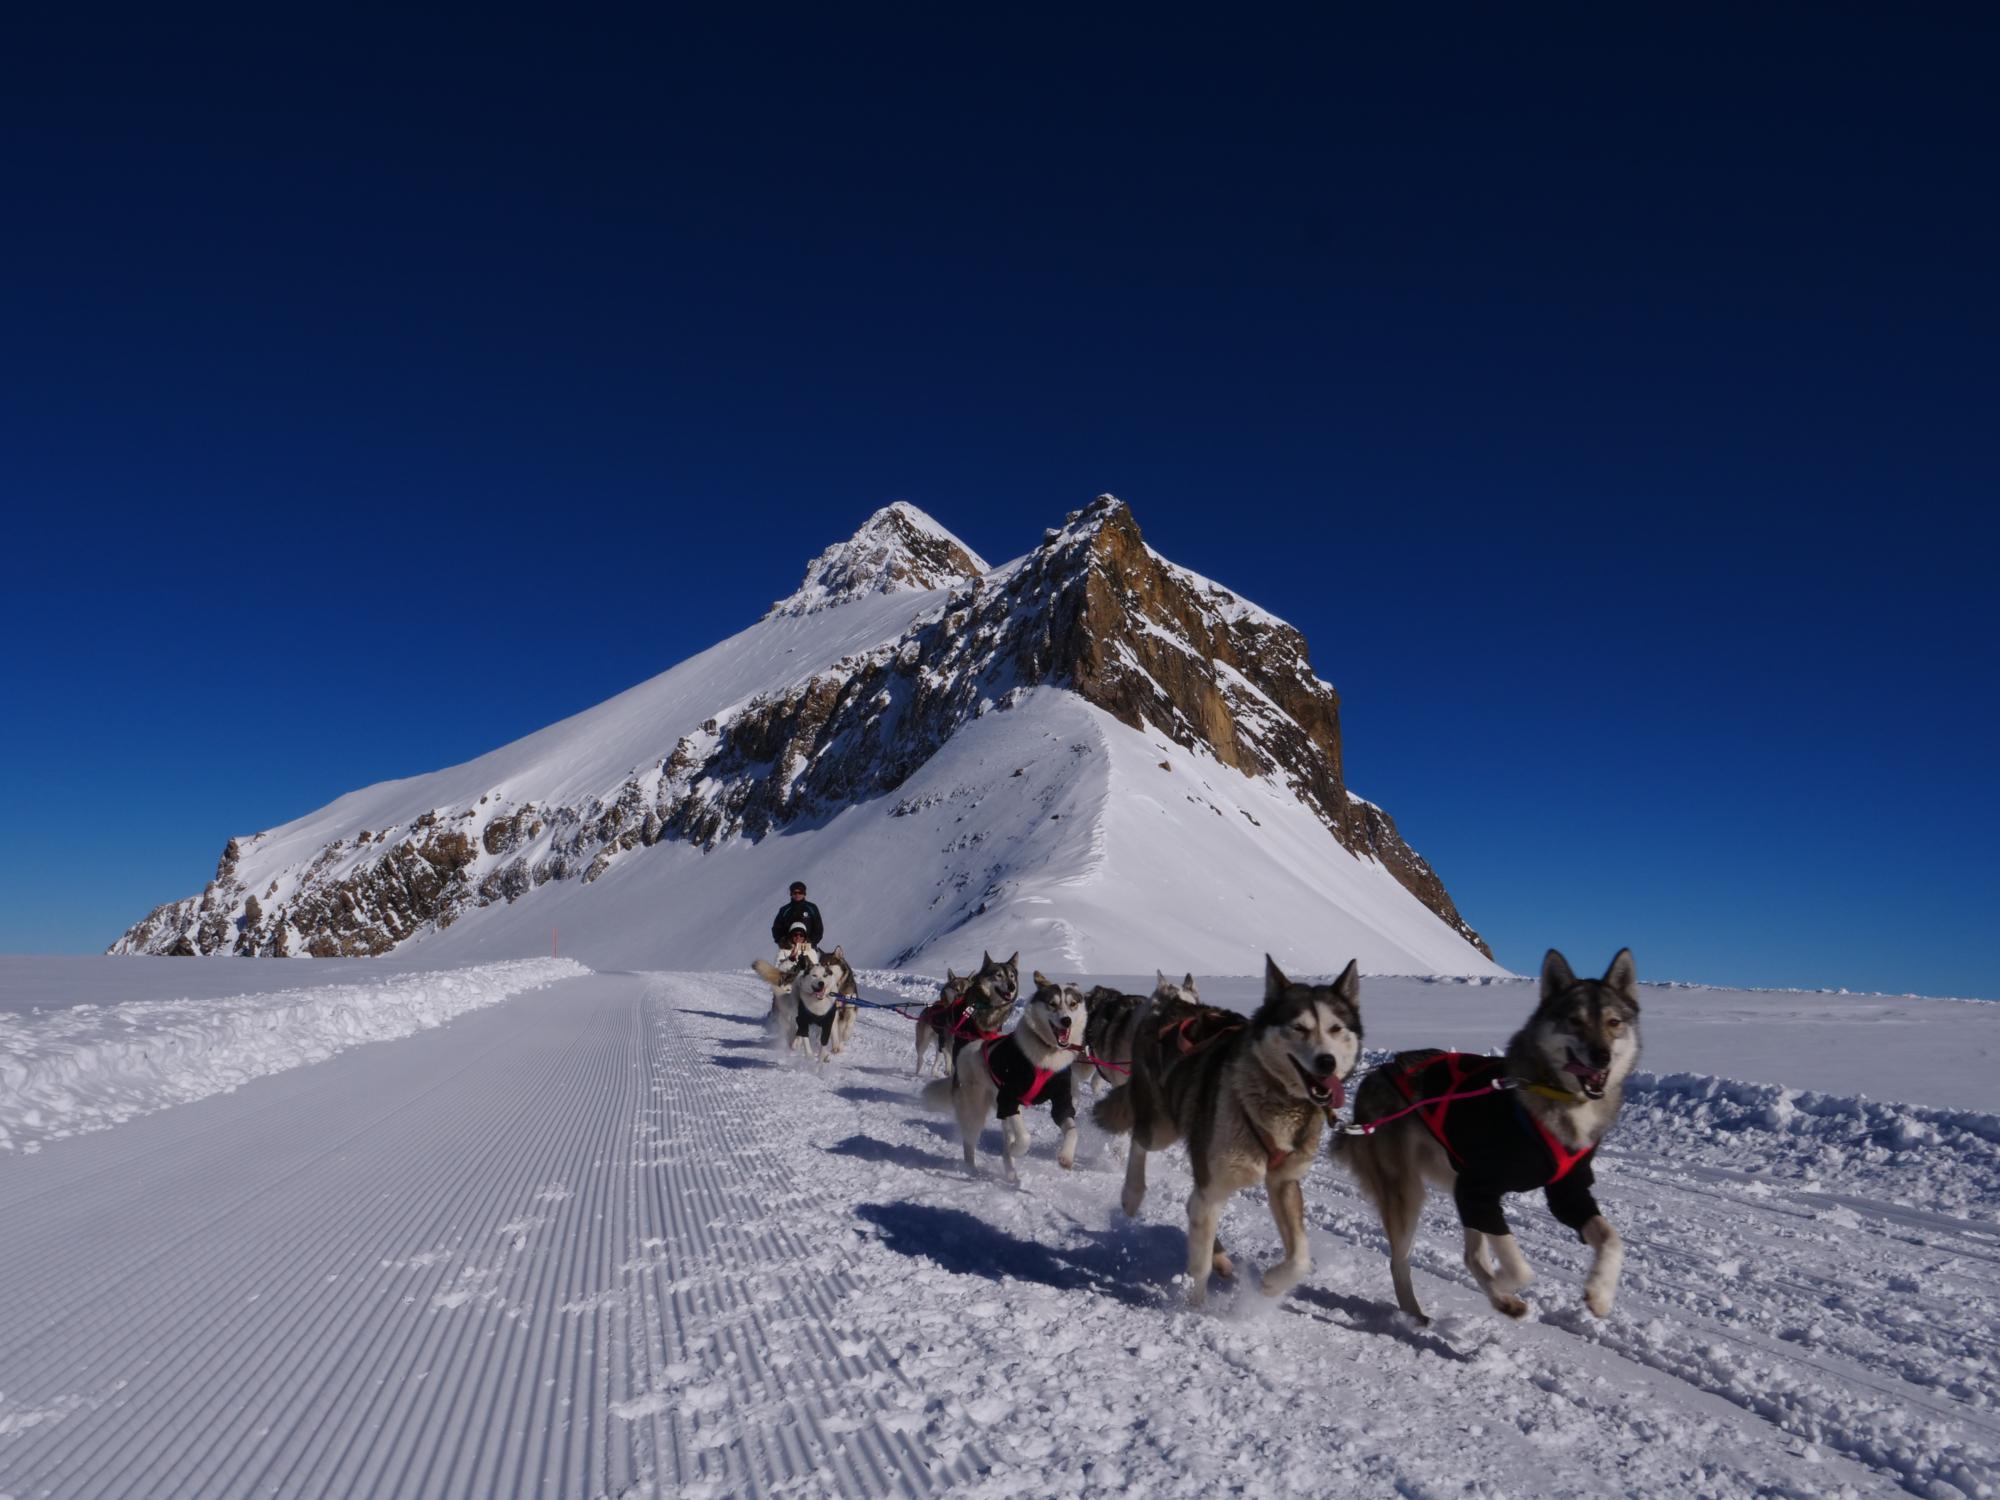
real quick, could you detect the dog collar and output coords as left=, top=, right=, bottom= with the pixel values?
left=1520, top=1080, right=1585, bottom=1104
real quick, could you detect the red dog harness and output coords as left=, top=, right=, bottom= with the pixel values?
left=979, top=1036, right=1077, bottom=1125
left=1377, top=1051, right=1602, bottom=1238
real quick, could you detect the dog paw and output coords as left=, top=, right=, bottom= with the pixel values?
left=1494, top=1294, right=1529, bottom=1319
left=1211, top=1251, right=1236, bottom=1280
left=1120, top=1190, right=1145, bottom=1217
left=1259, top=1259, right=1309, bottom=1297
left=1584, top=1283, right=1616, bottom=1318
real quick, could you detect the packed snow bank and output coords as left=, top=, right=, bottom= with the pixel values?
left=0, top=958, right=586, bottom=1151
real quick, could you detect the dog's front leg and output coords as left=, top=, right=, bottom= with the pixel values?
left=1001, top=1116, right=1028, bottom=1183
left=1055, top=1118, right=1078, bottom=1170
left=1120, top=1143, right=1149, bottom=1217
left=1580, top=1216, right=1624, bottom=1317
left=1184, top=1188, right=1226, bottom=1306
left=1259, top=1177, right=1312, bottom=1298
left=955, top=1090, right=984, bottom=1175
left=1463, top=1229, right=1530, bottom=1318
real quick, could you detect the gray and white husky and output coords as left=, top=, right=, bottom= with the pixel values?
left=1080, top=971, right=1199, bottom=1094
left=1335, top=948, right=1641, bottom=1324
left=912, top=951, right=1020, bottom=1078
left=1094, top=958, right=1362, bottom=1307
left=753, top=946, right=858, bottom=1061
left=923, top=972, right=1086, bottom=1184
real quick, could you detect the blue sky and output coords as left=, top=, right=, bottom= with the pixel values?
left=2, top=7, right=1995, bottom=996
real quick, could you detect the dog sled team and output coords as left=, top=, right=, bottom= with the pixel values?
left=749, top=882, right=1641, bottom=1324
left=752, top=879, right=861, bottom=1061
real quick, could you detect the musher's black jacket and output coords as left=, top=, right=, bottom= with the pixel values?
left=1380, top=1051, right=1601, bottom=1239
left=770, top=899, right=824, bottom=948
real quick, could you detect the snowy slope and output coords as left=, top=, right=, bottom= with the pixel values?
left=112, top=500, right=1500, bottom=977
left=408, top=687, right=1497, bottom=975
left=1, top=960, right=1993, bottom=1497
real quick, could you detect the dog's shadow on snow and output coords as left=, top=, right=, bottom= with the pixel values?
left=826, top=1134, right=940, bottom=1172
left=679, top=1008, right=769, bottom=1029
left=854, top=1199, right=1186, bottom=1310
left=1284, top=1284, right=1473, bottom=1362
left=833, top=1086, right=917, bottom=1108
left=710, top=1054, right=778, bottom=1071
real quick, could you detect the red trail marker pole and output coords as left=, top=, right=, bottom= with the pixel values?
left=552, top=926, right=559, bottom=958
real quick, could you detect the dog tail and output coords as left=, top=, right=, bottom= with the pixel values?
left=1092, top=1082, right=1135, bottom=1136
left=919, top=1077, right=955, bottom=1113
left=752, top=960, right=787, bottom=987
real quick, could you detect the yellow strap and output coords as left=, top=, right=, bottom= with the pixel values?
left=1521, top=1081, right=1583, bottom=1103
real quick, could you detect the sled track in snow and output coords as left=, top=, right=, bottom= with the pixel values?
left=624, top=978, right=990, bottom=1496
left=2, top=966, right=1994, bottom=1498
left=0, top=972, right=981, bottom=1498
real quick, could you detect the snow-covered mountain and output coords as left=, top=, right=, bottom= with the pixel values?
left=113, top=497, right=1501, bottom=976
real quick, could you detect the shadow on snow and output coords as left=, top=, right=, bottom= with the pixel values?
left=853, top=1199, right=1185, bottom=1310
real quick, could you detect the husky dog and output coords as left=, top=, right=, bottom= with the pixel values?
left=913, top=951, right=1020, bottom=1077
left=1081, top=971, right=1199, bottom=1094
left=1335, top=948, right=1641, bottom=1324
left=753, top=946, right=857, bottom=1061
left=1095, top=958, right=1362, bottom=1307
left=753, top=942, right=819, bottom=1024
left=923, top=972, right=1086, bottom=1183
left=820, top=948, right=861, bottom=1055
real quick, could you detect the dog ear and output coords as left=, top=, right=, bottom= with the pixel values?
left=1603, top=948, right=1638, bottom=1004
left=1332, top=958, right=1360, bottom=1004
left=1183, top=972, right=1196, bottom=992
left=983, top=951, right=993, bottom=968
left=1007, top=951, right=1019, bottom=967
left=1264, top=954, right=1289, bottom=999
left=1541, top=949, right=1576, bottom=1001
left=1032, top=970, right=1051, bottom=989
left=1157, top=968, right=1168, bottom=988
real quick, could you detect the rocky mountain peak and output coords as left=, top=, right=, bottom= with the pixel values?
left=676, top=497, right=1490, bottom=957
left=113, top=493, right=1489, bottom=966
left=767, top=502, right=989, bottom=618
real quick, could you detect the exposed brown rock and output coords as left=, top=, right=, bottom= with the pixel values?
left=111, top=496, right=1487, bottom=963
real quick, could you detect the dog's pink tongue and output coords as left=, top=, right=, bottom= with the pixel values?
left=1323, top=1076, right=1344, bottom=1109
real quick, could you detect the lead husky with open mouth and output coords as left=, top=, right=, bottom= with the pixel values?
left=1094, top=957, right=1362, bottom=1306
left=1335, top=948, right=1641, bottom=1324
left=924, top=972, right=1087, bottom=1184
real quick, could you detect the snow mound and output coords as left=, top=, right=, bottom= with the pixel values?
left=0, top=958, right=587, bottom=1151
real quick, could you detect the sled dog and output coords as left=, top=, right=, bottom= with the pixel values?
left=1080, top=970, right=1199, bottom=1094
left=913, top=951, right=1020, bottom=1077
left=753, top=946, right=857, bottom=1061
left=820, top=947, right=860, bottom=1055
left=753, top=943, right=819, bottom=1025
left=1334, top=948, right=1641, bottom=1324
left=1094, top=957, right=1361, bottom=1307
left=923, top=972, right=1086, bottom=1183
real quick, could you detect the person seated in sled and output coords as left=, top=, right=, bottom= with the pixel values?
left=771, top=880, right=824, bottom=953
left=776, top=920, right=820, bottom=972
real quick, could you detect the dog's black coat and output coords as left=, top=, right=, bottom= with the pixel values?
left=795, top=1000, right=837, bottom=1047
left=1367, top=1050, right=1601, bottom=1239
left=982, top=1035, right=1077, bottom=1127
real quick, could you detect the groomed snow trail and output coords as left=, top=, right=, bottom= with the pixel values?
left=2, top=969, right=1995, bottom=1498
left=0, top=972, right=982, bottom=1498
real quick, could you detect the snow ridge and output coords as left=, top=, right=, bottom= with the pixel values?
left=0, top=957, right=585, bottom=1151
